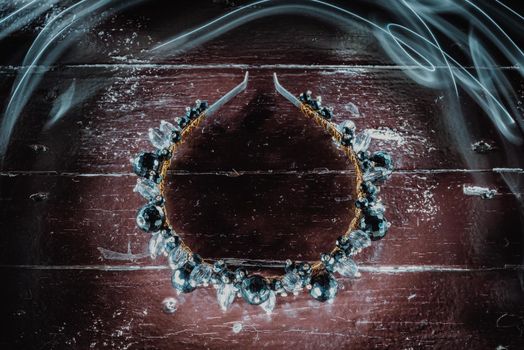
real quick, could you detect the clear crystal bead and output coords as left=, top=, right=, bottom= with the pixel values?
left=133, top=178, right=160, bottom=201
left=168, top=245, right=189, bottom=270
left=161, top=297, right=178, bottom=314
left=148, top=127, right=171, bottom=150
left=217, top=283, right=236, bottom=311
left=348, top=230, right=371, bottom=252
left=363, top=167, right=391, bottom=182
left=337, top=120, right=356, bottom=134
left=189, top=264, right=212, bottom=287
left=334, top=256, right=359, bottom=278
left=282, top=272, right=302, bottom=293
left=352, top=131, right=371, bottom=153
left=260, top=290, right=276, bottom=314
left=346, top=102, right=360, bottom=116
left=148, top=232, right=165, bottom=259
left=160, top=120, right=179, bottom=135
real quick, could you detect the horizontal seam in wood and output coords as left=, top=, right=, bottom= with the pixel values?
left=0, top=264, right=522, bottom=273
left=0, top=63, right=519, bottom=72
left=0, top=168, right=522, bottom=177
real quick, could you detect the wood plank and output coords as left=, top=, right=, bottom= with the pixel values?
left=0, top=1, right=386, bottom=67
left=2, top=268, right=523, bottom=349
left=1, top=68, right=512, bottom=173
left=0, top=172, right=521, bottom=267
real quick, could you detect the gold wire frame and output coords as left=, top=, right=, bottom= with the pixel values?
left=156, top=101, right=364, bottom=273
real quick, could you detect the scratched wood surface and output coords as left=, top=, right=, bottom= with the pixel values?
left=1, top=1, right=523, bottom=349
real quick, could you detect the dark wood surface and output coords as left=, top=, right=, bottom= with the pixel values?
left=1, top=1, right=523, bottom=349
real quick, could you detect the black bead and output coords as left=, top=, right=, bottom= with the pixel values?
left=171, top=130, right=181, bottom=143
left=360, top=214, right=389, bottom=241
left=355, top=198, right=369, bottom=209
left=199, top=100, right=209, bottom=111
left=177, top=116, right=190, bottom=129
left=336, top=235, right=352, bottom=252
left=269, top=278, right=283, bottom=292
left=172, top=263, right=196, bottom=293
left=361, top=181, right=378, bottom=199
left=309, top=269, right=338, bottom=302
left=240, top=275, right=270, bottom=305
left=320, top=107, right=333, bottom=119
left=370, top=151, right=393, bottom=171
left=136, top=203, right=164, bottom=232
left=132, top=152, right=161, bottom=178
left=188, top=108, right=199, bottom=119
left=341, top=134, right=353, bottom=146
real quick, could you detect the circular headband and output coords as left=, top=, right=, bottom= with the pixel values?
left=131, top=72, right=393, bottom=313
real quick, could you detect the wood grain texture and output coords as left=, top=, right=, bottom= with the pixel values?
left=2, top=269, right=524, bottom=349
left=1, top=1, right=523, bottom=349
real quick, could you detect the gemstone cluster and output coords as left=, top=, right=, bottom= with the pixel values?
left=131, top=91, right=392, bottom=313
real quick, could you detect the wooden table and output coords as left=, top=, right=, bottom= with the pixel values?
left=1, top=1, right=523, bottom=348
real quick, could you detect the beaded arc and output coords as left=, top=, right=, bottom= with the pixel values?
left=130, top=73, right=393, bottom=313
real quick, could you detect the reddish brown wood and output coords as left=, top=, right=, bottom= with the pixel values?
left=0, top=172, right=522, bottom=267
left=2, top=269, right=524, bottom=349
left=1, top=1, right=523, bottom=349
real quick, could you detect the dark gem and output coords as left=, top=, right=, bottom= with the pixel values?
left=269, top=278, right=283, bottom=292
left=172, top=263, right=196, bottom=293
left=171, top=130, right=181, bottom=143
left=240, top=275, right=270, bottom=305
left=188, top=108, right=199, bottom=119
left=370, top=151, right=393, bottom=171
left=336, top=235, right=352, bottom=252
left=221, top=270, right=235, bottom=285
left=357, top=151, right=370, bottom=162
left=164, top=235, right=180, bottom=252
left=311, top=100, right=321, bottom=110
left=177, top=116, right=190, bottom=129
left=191, top=253, right=203, bottom=265
left=341, top=134, right=353, bottom=146
left=136, top=203, right=164, bottom=232
left=320, top=107, right=333, bottom=119
left=309, top=269, right=338, bottom=302
left=355, top=198, right=369, bottom=209
left=199, top=100, right=209, bottom=111
left=132, top=152, right=161, bottom=178
left=361, top=181, right=378, bottom=199
left=360, top=214, right=389, bottom=241
left=213, top=260, right=226, bottom=273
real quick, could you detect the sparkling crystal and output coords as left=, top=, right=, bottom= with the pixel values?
left=132, top=152, right=161, bottom=178
left=282, top=272, right=303, bottom=293
left=260, top=290, right=276, bottom=314
left=348, top=230, right=371, bottom=252
left=309, top=270, right=338, bottom=302
left=360, top=215, right=389, bottom=241
left=160, top=120, right=179, bottom=135
left=148, top=127, right=171, bottom=150
left=148, top=232, right=165, bottom=259
left=161, top=297, right=178, bottom=314
left=370, top=151, right=393, bottom=171
left=189, top=263, right=213, bottom=287
left=334, top=256, right=359, bottom=278
left=338, top=120, right=356, bottom=135
left=172, top=263, right=195, bottom=293
left=352, top=131, right=371, bottom=153
left=168, top=245, right=189, bottom=270
left=217, top=283, right=236, bottom=311
left=133, top=178, right=160, bottom=201
left=240, top=275, right=270, bottom=305
left=363, top=167, right=391, bottom=183
left=345, top=102, right=360, bottom=116
left=136, top=204, right=164, bottom=232
left=232, top=322, right=243, bottom=333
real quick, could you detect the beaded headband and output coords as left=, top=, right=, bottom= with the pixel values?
left=131, top=72, right=393, bottom=313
